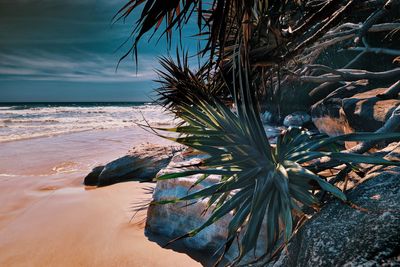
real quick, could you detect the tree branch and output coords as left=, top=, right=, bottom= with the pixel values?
left=294, top=68, right=400, bottom=84
left=347, top=104, right=400, bottom=154
left=310, top=101, right=400, bottom=173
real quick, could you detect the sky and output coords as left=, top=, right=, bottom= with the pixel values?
left=0, top=0, right=200, bottom=102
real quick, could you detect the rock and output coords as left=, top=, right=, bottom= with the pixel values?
left=146, top=177, right=230, bottom=250
left=83, top=143, right=182, bottom=187
left=270, top=166, right=400, bottom=267
left=283, top=112, right=311, bottom=127
left=84, top=165, right=104, bottom=186
left=264, top=125, right=285, bottom=144
left=145, top=151, right=231, bottom=251
left=261, top=111, right=273, bottom=124
left=311, top=96, right=352, bottom=136
left=384, top=142, right=400, bottom=162
left=312, top=87, right=400, bottom=136
left=146, top=146, right=400, bottom=266
left=145, top=151, right=268, bottom=262
left=342, top=88, right=400, bottom=132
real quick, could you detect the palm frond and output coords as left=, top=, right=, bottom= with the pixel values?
left=155, top=53, right=229, bottom=112
left=145, top=62, right=400, bottom=265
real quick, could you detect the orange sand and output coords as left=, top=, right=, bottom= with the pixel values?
left=0, top=128, right=201, bottom=267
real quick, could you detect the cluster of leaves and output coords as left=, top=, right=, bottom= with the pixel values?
left=145, top=58, right=400, bottom=265
left=115, top=1, right=301, bottom=64
left=115, top=0, right=366, bottom=69
left=115, top=0, right=369, bottom=119
left=155, top=53, right=229, bottom=112
left=114, top=0, right=254, bottom=62
left=116, top=0, right=400, bottom=265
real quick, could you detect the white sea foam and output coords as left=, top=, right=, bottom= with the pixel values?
left=0, top=104, right=177, bottom=143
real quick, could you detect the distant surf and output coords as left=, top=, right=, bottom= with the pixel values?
left=0, top=102, right=175, bottom=143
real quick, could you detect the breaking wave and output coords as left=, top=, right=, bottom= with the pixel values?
left=0, top=103, right=176, bottom=143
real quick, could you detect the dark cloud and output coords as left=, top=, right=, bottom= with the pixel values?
left=0, top=0, right=201, bottom=102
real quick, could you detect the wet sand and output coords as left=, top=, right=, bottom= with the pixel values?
left=0, top=128, right=201, bottom=267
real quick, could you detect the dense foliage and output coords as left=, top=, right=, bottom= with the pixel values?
left=145, top=61, right=400, bottom=265
left=119, top=0, right=400, bottom=265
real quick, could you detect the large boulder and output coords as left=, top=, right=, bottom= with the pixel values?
left=145, top=151, right=271, bottom=263
left=270, top=166, right=400, bottom=267
left=342, top=89, right=400, bottom=132
left=84, top=143, right=182, bottom=187
left=146, top=147, right=400, bottom=266
left=145, top=152, right=231, bottom=251
left=311, top=87, right=400, bottom=136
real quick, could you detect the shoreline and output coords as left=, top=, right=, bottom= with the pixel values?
left=0, top=127, right=201, bottom=266
left=0, top=128, right=95, bottom=144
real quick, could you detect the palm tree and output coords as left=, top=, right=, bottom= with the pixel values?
left=146, top=57, right=400, bottom=264
left=115, top=0, right=387, bottom=115
left=117, top=0, right=400, bottom=265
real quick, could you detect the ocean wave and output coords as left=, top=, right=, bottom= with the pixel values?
left=0, top=103, right=176, bottom=143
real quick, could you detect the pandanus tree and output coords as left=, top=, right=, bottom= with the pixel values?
left=116, top=0, right=400, bottom=114
left=116, top=0, right=400, bottom=265
left=147, top=59, right=400, bottom=265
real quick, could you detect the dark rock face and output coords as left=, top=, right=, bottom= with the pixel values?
left=84, top=144, right=182, bottom=187
left=272, top=167, right=400, bottom=267
left=342, top=89, right=400, bottom=132
left=83, top=165, right=104, bottom=186
left=311, top=96, right=354, bottom=136
left=311, top=87, right=400, bottom=136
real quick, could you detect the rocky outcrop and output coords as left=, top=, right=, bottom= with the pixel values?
left=84, top=143, right=183, bottom=187
left=146, top=152, right=276, bottom=263
left=270, top=166, right=400, bottom=267
left=145, top=147, right=400, bottom=266
left=343, top=88, right=400, bottom=132
left=311, top=87, right=400, bottom=136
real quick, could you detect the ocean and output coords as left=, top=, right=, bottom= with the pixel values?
left=0, top=102, right=175, bottom=143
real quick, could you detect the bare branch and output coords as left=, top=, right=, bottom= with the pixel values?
left=347, top=104, right=400, bottom=154
left=347, top=46, right=400, bottom=56
left=354, top=0, right=397, bottom=44
left=377, top=80, right=400, bottom=99
left=294, top=68, right=400, bottom=84
left=323, top=23, right=400, bottom=40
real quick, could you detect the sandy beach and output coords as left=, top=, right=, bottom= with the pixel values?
left=0, top=127, right=201, bottom=267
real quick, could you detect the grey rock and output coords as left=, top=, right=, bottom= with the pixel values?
left=271, top=167, right=400, bottom=267
left=145, top=152, right=230, bottom=250
left=84, top=143, right=182, bottom=187
left=262, top=111, right=274, bottom=124
left=283, top=112, right=311, bottom=127
left=145, top=152, right=269, bottom=263
left=84, top=165, right=104, bottom=186
left=264, top=125, right=285, bottom=144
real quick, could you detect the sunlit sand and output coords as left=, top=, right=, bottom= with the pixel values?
left=0, top=128, right=200, bottom=267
